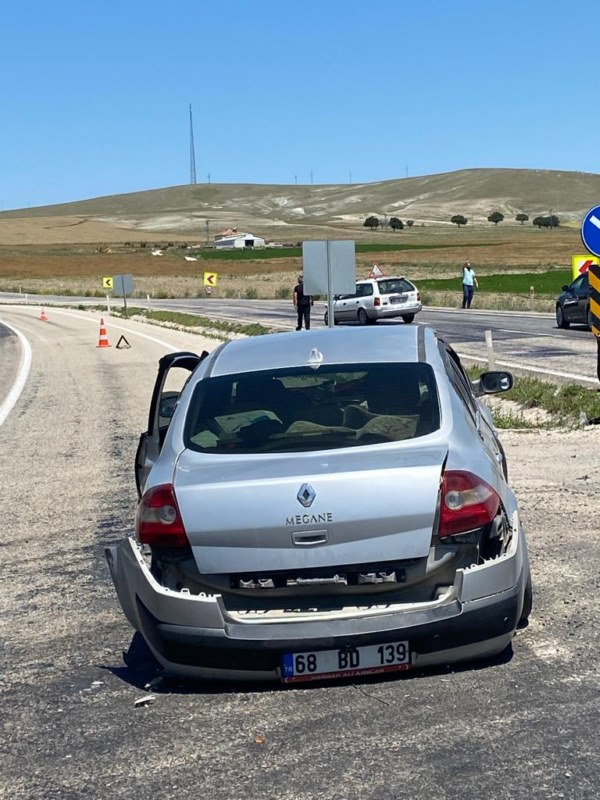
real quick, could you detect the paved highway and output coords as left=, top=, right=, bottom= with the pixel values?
left=1, top=304, right=599, bottom=799
left=3, top=292, right=597, bottom=384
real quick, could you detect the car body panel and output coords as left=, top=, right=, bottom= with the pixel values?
left=107, top=325, right=530, bottom=682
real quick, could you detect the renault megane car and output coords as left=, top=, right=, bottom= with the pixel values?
left=106, top=326, right=531, bottom=683
left=324, top=276, right=422, bottom=325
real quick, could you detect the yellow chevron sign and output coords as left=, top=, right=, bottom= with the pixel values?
left=572, top=255, right=599, bottom=280
left=590, top=262, right=600, bottom=336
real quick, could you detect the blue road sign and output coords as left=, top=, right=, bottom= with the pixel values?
left=581, top=205, right=600, bottom=257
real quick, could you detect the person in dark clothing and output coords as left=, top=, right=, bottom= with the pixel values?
left=293, top=275, right=313, bottom=330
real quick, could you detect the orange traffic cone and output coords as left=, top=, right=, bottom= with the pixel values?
left=97, top=318, right=111, bottom=348
left=39, top=308, right=48, bottom=322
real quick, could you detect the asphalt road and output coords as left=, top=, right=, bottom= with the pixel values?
left=1, top=305, right=599, bottom=800
left=3, top=292, right=597, bottom=383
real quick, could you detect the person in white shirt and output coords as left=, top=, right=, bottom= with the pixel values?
left=462, top=261, right=479, bottom=309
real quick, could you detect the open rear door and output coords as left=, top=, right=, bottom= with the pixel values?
left=135, top=350, right=206, bottom=496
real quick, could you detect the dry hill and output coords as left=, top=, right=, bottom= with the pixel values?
left=1, top=167, right=599, bottom=246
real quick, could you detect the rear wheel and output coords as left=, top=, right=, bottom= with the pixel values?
left=357, top=308, right=369, bottom=326
left=324, top=311, right=338, bottom=326
left=556, top=305, right=570, bottom=329
left=402, top=314, right=415, bottom=324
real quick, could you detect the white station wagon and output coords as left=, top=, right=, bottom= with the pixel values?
left=106, top=326, right=531, bottom=683
left=324, top=276, right=422, bottom=326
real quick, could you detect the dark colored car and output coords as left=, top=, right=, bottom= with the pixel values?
left=556, top=273, right=591, bottom=329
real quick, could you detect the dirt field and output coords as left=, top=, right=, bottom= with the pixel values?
left=0, top=224, right=583, bottom=301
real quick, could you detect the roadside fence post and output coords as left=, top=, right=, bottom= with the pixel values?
left=485, top=329, right=496, bottom=370
left=147, top=294, right=151, bottom=315
left=106, top=294, right=111, bottom=316
left=529, top=286, right=535, bottom=311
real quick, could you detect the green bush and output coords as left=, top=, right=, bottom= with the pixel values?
left=275, top=286, right=291, bottom=299
left=245, top=287, right=258, bottom=300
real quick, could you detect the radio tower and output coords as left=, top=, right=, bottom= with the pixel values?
left=189, top=103, right=197, bottom=185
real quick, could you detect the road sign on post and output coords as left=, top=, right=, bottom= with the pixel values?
left=581, top=206, right=600, bottom=257
left=302, top=241, right=356, bottom=328
left=112, top=274, right=134, bottom=317
left=203, top=272, right=218, bottom=287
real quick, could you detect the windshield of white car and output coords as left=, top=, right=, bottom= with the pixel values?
left=183, top=363, right=440, bottom=454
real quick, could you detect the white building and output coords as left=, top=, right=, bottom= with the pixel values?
left=214, top=232, right=266, bottom=249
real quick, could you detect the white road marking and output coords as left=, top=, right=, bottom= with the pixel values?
left=497, top=328, right=555, bottom=338
left=0, top=321, right=32, bottom=426
left=458, top=352, right=598, bottom=384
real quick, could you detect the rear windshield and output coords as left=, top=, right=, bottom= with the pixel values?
left=377, top=278, right=413, bottom=295
left=184, top=363, right=440, bottom=455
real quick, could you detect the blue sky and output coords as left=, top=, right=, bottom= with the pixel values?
left=1, top=0, right=598, bottom=210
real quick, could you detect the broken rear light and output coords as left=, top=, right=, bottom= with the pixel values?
left=438, top=470, right=500, bottom=536
left=136, top=483, right=189, bottom=547
left=374, top=297, right=381, bottom=306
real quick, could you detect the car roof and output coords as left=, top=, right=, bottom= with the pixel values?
left=206, top=326, right=437, bottom=378
left=357, top=275, right=408, bottom=283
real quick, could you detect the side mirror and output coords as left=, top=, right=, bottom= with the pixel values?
left=159, top=393, right=179, bottom=420
left=561, top=285, right=569, bottom=292
left=476, top=371, right=514, bottom=395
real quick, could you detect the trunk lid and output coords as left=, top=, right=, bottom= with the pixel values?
left=174, top=445, right=447, bottom=574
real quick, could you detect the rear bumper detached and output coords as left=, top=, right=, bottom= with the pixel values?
left=106, top=532, right=527, bottom=682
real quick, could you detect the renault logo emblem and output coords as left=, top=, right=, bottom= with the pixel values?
left=297, top=484, right=316, bottom=508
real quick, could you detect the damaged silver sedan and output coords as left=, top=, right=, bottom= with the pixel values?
left=106, top=326, right=531, bottom=683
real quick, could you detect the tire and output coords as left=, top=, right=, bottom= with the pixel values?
left=323, top=311, right=328, bottom=326
left=556, top=305, right=570, bottom=329
left=518, top=571, right=533, bottom=628
left=402, top=314, right=415, bottom=324
left=357, top=308, right=369, bottom=326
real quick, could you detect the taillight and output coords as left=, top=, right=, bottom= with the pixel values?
left=136, top=483, right=189, bottom=547
left=374, top=297, right=381, bottom=306
left=438, top=470, right=500, bottom=536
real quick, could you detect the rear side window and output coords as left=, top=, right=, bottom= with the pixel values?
left=184, top=363, right=440, bottom=454
left=377, top=279, right=413, bottom=295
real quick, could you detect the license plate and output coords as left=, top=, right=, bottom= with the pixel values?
left=281, top=641, right=410, bottom=683
left=390, top=296, right=407, bottom=304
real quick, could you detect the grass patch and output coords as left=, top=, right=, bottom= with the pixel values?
left=188, top=241, right=498, bottom=261
left=467, top=367, right=600, bottom=425
left=418, top=270, right=571, bottom=295
left=109, top=307, right=270, bottom=338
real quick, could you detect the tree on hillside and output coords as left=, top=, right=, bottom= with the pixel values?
left=364, top=216, right=380, bottom=230
left=450, top=214, right=468, bottom=227
left=389, top=217, right=404, bottom=231
left=406, top=219, right=415, bottom=228
left=487, top=211, right=504, bottom=225
left=516, top=213, right=529, bottom=225
left=532, top=214, right=560, bottom=229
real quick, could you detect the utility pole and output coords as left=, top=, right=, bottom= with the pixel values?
left=189, top=103, right=197, bottom=185
left=207, top=172, right=211, bottom=184
left=310, top=170, right=313, bottom=185
left=205, top=219, right=210, bottom=246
